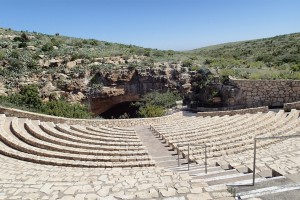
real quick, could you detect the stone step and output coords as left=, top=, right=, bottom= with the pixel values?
left=170, top=165, right=222, bottom=175
left=191, top=168, right=232, bottom=177
left=155, top=160, right=182, bottom=167
left=232, top=174, right=291, bottom=195
left=205, top=172, right=255, bottom=186
left=226, top=176, right=285, bottom=187
left=236, top=183, right=300, bottom=199
left=194, top=169, right=239, bottom=180
left=151, top=155, right=178, bottom=162
left=165, top=163, right=204, bottom=170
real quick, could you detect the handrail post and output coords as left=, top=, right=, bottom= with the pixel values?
left=252, top=138, right=257, bottom=186
left=205, top=143, right=207, bottom=174
left=188, top=144, right=190, bottom=171
left=178, top=147, right=180, bottom=167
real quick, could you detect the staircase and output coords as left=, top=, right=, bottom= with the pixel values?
left=140, top=124, right=300, bottom=200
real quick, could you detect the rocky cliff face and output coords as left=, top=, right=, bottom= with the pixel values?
left=1, top=50, right=192, bottom=115
left=88, top=64, right=192, bottom=114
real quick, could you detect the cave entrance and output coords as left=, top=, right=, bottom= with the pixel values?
left=99, top=101, right=139, bottom=119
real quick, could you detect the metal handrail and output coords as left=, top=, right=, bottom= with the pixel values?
left=177, top=143, right=208, bottom=174
left=149, top=125, right=208, bottom=174
left=252, top=135, right=300, bottom=186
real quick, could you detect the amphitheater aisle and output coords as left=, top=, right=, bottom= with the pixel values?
left=134, top=126, right=183, bottom=167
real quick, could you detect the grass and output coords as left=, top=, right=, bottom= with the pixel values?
left=1, top=28, right=300, bottom=81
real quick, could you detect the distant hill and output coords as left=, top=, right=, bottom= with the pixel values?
left=0, top=27, right=300, bottom=89
left=187, top=33, right=300, bottom=79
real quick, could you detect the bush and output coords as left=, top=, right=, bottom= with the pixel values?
left=134, top=91, right=181, bottom=118
left=0, top=84, right=91, bottom=119
left=19, top=84, right=42, bottom=108
left=41, top=43, right=54, bottom=52
left=0, top=85, right=41, bottom=109
left=182, top=59, right=193, bottom=68
left=13, top=33, right=29, bottom=43
left=0, top=50, right=5, bottom=60
left=18, top=42, right=27, bottom=48
left=140, top=91, right=181, bottom=108
left=138, top=105, right=165, bottom=118
left=291, top=64, right=300, bottom=72
left=40, top=100, right=91, bottom=118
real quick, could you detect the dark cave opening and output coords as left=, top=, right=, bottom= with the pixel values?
left=99, top=101, right=139, bottom=119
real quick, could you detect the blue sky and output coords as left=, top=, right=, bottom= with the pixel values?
left=1, top=0, right=300, bottom=50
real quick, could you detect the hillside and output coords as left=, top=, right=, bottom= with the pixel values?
left=0, top=28, right=189, bottom=98
left=188, top=33, right=300, bottom=79
left=0, top=28, right=193, bottom=118
left=0, top=27, right=300, bottom=118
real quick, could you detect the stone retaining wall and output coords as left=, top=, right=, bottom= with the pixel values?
left=0, top=106, right=185, bottom=127
left=283, top=101, right=300, bottom=112
left=230, top=78, right=300, bottom=107
left=197, top=106, right=269, bottom=117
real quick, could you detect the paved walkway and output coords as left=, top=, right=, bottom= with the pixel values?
left=0, top=153, right=234, bottom=200
left=134, top=126, right=183, bottom=168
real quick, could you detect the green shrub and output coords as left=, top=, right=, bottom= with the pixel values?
left=291, top=64, right=300, bottom=72
left=18, top=42, right=27, bottom=48
left=19, top=84, right=42, bottom=108
left=40, top=100, right=91, bottom=118
left=0, top=50, right=5, bottom=60
left=190, top=66, right=199, bottom=71
left=13, top=33, right=29, bottom=43
left=50, top=38, right=62, bottom=47
left=182, top=59, right=193, bottom=67
left=133, top=91, right=181, bottom=118
left=10, top=50, right=20, bottom=58
left=138, top=105, right=165, bottom=118
left=140, top=91, right=181, bottom=108
left=41, top=43, right=54, bottom=52
left=0, top=84, right=91, bottom=119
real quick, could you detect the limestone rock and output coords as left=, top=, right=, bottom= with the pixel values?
left=66, top=61, right=76, bottom=69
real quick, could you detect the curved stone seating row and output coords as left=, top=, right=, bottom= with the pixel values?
left=41, top=123, right=141, bottom=147
left=157, top=112, right=276, bottom=146
left=153, top=112, right=262, bottom=137
left=151, top=110, right=300, bottom=164
left=152, top=113, right=252, bottom=135
left=166, top=114, right=259, bottom=137
left=23, top=120, right=143, bottom=152
left=46, top=123, right=140, bottom=145
left=86, top=125, right=137, bottom=137
left=0, top=115, right=154, bottom=168
left=190, top=110, right=299, bottom=159
left=152, top=115, right=215, bottom=131
left=185, top=111, right=295, bottom=158
left=70, top=125, right=139, bottom=141
left=151, top=116, right=199, bottom=128
left=166, top=112, right=274, bottom=144
left=212, top=134, right=300, bottom=176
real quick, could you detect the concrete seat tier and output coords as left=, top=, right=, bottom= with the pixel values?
left=151, top=110, right=300, bottom=166
left=0, top=115, right=154, bottom=168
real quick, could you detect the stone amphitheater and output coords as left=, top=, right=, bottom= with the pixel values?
left=1, top=106, right=300, bottom=200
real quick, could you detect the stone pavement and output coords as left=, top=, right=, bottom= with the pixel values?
left=0, top=148, right=233, bottom=200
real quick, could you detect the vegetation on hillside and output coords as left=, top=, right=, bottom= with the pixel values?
left=0, top=85, right=91, bottom=118
left=189, top=33, right=300, bottom=80
left=134, top=91, right=182, bottom=118
left=0, top=27, right=299, bottom=83
left=0, top=28, right=186, bottom=78
left=1, top=27, right=300, bottom=118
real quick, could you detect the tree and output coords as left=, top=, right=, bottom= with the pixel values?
left=19, top=85, right=42, bottom=108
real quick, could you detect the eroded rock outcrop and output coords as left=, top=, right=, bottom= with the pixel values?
left=88, top=65, right=192, bottom=114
